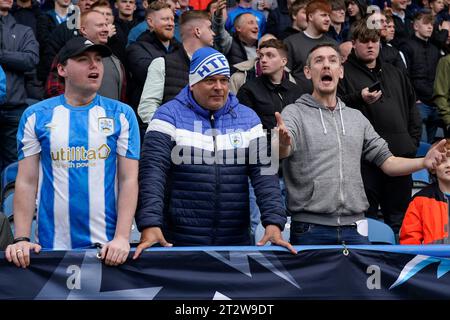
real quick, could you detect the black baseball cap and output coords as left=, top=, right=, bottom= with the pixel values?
left=57, top=37, right=112, bottom=64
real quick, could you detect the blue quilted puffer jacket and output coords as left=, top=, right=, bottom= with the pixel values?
left=135, top=86, right=286, bottom=246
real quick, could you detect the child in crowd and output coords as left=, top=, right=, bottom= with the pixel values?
left=400, top=139, right=450, bottom=244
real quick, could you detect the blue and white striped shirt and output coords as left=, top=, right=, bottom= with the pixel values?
left=17, top=95, right=140, bottom=249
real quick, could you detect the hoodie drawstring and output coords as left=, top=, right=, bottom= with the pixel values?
left=319, top=108, right=327, bottom=135
left=338, top=102, right=346, bottom=135
left=318, top=102, right=346, bottom=135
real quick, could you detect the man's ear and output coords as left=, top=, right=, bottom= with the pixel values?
left=194, top=26, right=201, bottom=38
left=339, top=65, right=344, bottom=79
left=146, top=15, right=153, bottom=28
left=304, top=65, right=311, bottom=80
left=57, top=63, right=67, bottom=78
left=80, top=26, right=87, bottom=37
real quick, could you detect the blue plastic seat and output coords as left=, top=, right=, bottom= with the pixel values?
left=1, top=162, right=18, bottom=195
left=412, top=168, right=431, bottom=186
left=367, top=218, right=396, bottom=245
left=1, top=162, right=18, bottom=217
left=416, top=142, right=431, bottom=157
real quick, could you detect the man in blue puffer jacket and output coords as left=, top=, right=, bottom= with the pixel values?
left=133, top=47, right=296, bottom=257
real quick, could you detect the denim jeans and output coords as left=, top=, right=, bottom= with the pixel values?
left=290, top=221, right=371, bottom=245
left=417, top=102, right=441, bottom=144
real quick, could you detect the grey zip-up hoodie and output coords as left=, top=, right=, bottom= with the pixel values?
left=281, top=94, right=393, bottom=226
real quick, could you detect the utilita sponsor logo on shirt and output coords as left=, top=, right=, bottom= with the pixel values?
left=51, top=144, right=111, bottom=169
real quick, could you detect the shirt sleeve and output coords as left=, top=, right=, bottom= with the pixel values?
left=138, top=57, right=166, bottom=124
left=17, top=111, right=41, bottom=160
left=117, top=106, right=141, bottom=160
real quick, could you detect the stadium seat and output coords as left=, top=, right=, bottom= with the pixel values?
left=416, top=142, right=431, bottom=157
left=367, top=218, right=396, bottom=245
left=1, top=161, right=18, bottom=217
left=412, top=168, right=431, bottom=186
left=412, top=142, right=432, bottom=193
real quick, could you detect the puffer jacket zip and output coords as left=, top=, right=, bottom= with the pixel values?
left=210, top=112, right=220, bottom=244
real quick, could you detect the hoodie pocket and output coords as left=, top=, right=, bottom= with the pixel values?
left=342, top=178, right=369, bottom=214
left=304, top=178, right=340, bottom=213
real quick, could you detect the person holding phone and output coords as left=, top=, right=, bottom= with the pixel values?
left=337, top=18, right=421, bottom=235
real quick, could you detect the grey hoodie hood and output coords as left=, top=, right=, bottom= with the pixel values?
left=297, top=94, right=347, bottom=136
left=281, top=94, right=392, bottom=226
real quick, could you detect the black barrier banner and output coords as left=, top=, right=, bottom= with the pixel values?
left=1, top=247, right=450, bottom=300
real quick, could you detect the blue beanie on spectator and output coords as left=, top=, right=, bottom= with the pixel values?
left=189, top=47, right=230, bottom=86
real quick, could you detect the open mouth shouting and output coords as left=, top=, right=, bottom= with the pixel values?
left=320, top=73, right=333, bottom=86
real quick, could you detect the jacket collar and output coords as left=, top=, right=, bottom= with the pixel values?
left=176, top=86, right=238, bottom=119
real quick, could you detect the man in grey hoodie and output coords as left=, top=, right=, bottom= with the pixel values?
left=276, top=43, right=448, bottom=245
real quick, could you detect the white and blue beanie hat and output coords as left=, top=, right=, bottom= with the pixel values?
left=189, top=47, right=230, bottom=86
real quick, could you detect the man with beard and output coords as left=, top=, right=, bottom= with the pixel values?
left=138, top=10, right=215, bottom=123
left=284, top=0, right=337, bottom=93
left=126, top=1, right=178, bottom=133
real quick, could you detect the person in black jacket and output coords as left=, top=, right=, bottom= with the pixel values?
left=402, top=11, right=443, bottom=143
left=91, top=0, right=128, bottom=63
left=279, top=0, right=307, bottom=39
left=126, top=1, right=178, bottom=109
left=389, top=0, right=414, bottom=48
left=337, top=19, right=421, bottom=234
left=138, top=10, right=215, bottom=123
left=237, top=39, right=302, bottom=133
left=10, top=0, right=44, bottom=101
left=237, top=39, right=303, bottom=237
left=212, top=9, right=259, bottom=73
left=0, top=0, right=39, bottom=172
left=266, top=0, right=292, bottom=39
left=114, top=0, right=139, bottom=37
left=364, top=11, right=408, bottom=73
left=39, top=0, right=98, bottom=82
left=36, top=0, right=72, bottom=82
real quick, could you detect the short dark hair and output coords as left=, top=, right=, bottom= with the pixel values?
left=90, top=0, right=111, bottom=10
left=305, top=43, right=341, bottom=67
left=413, top=11, right=434, bottom=24
left=351, top=18, right=380, bottom=42
left=180, top=10, right=210, bottom=25
left=384, top=11, right=394, bottom=24
left=289, top=0, right=309, bottom=17
left=329, top=0, right=345, bottom=11
left=258, top=39, right=288, bottom=57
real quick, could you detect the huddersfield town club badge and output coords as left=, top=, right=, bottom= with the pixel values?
left=229, top=132, right=243, bottom=148
left=98, top=117, right=114, bottom=135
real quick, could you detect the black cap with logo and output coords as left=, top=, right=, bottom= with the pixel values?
left=57, top=37, right=112, bottom=64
